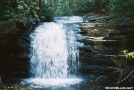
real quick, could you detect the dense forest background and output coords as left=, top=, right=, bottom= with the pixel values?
left=0, top=0, right=134, bottom=38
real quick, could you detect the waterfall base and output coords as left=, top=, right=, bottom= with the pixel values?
left=23, top=78, right=82, bottom=87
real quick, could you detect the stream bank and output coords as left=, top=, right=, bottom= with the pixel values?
left=78, top=22, right=134, bottom=84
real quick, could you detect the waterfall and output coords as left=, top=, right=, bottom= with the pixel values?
left=30, top=22, right=68, bottom=78
left=28, top=22, right=82, bottom=86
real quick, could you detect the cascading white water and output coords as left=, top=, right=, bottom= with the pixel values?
left=30, top=23, right=68, bottom=78
left=28, top=22, right=82, bottom=86
left=22, top=16, right=86, bottom=87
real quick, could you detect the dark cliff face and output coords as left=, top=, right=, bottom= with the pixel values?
left=0, top=26, right=34, bottom=81
left=78, top=23, right=134, bottom=75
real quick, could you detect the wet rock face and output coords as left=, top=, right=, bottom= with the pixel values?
left=0, top=28, right=32, bottom=79
left=79, top=23, right=134, bottom=52
left=78, top=23, right=134, bottom=74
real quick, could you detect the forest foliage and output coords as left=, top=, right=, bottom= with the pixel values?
left=109, top=0, right=134, bottom=24
left=0, top=0, right=134, bottom=35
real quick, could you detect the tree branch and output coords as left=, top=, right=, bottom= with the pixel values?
left=116, top=69, right=134, bottom=84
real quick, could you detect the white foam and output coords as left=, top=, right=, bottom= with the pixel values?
left=24, top=78, right=83, bottom=87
